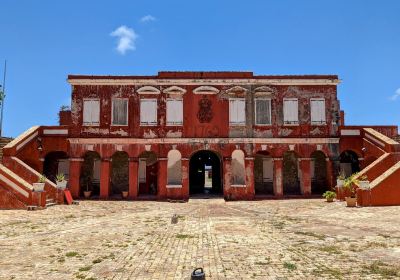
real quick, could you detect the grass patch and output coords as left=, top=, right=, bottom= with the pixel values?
left=79, top=265, right=92, bottom=272
left=283, top=262, right=297, bottom=271
left=66, top=251, right=79, bottom=257
left=294, top=231, right=326, bottom=240
left=363, top=261, right=400, bottom=277
left=92, top=258, right=102, bottom=264
left=312, top=267, right=343, bottom=279
left=176, top=234, right=194, bottom=239
left=319, top=245, right=342, bottom=254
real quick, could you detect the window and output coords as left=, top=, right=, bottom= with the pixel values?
left=112, top=99, right=128, bottom=126
left=140, top=99, right=157, bottom=125
left=283, top=98, right=298, bottom=124
left=229, top=98, right=246, bottom=125
left=166, top=99, right=183, bottom=125
left=255, top=98, right=271, bottom=125
left=310, top=98, right=326, bottom=125
left=83, top=99, right=100, bottom=126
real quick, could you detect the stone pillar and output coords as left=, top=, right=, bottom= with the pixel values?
left=69, top=158, right=83, bottom=198
left=245, top=157, right=255, bottom=199
left=100, top=158, right=111, bottom=199
left=273, top=158, right=283, bottom=197
left=181, top=158, right=190, bottom=200
left=157, top=157, right=168, bottom=199
left=223, top=157, right=232, bottom=198
left=128, top=157, right=138, bottom=199
left=299, top=158, right=312, bottom=196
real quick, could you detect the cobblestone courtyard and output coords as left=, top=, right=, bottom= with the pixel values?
left=1, top=199, right=400, bottom=280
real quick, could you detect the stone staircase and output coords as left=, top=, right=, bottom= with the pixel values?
left=0, top=137, right=13, bottom=162
left=393, top=135, right=400, bottom=144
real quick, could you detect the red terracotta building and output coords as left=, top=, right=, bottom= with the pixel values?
left=1, top=71, right=399, bottom=209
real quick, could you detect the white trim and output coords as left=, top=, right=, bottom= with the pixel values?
left=69, top=137, right=340, bottom=145
left=254, top=86, right=275, bottom=96
left=0, top=174, right=30, bottom=198
left=166, top=185, right=183, bottom=189
left=230, top=184, right=247, bottom=188
left=365, top=133, right=385, bottom=148
left=43, top=129, right=68, bottom=135
left=68, top=78, right=341, bottom=86
left=193, top=86, right=219, bottom=95
left=16, top=131, right=39, bottom=151
left=163, top=86, right=187, bottom=95
left=226, top=85, right=248, bottom=94
left=111, top=98, right=129, bottom=126
left=254, top=98, right=272, bottom=125
left=341, top=129, right=361, bottom=136
left=137, top=86, right=161, bottom=95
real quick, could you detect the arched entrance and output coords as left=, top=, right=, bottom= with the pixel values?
left=111, top=151, right=129, bottom=196
left=283, top=151, right=301, bottom=195
left=138, top=151, right=158, bottom=196
left=254, top=151, right=274, bottom=195
left=311, top=151, right=328, bottom=194
left=189, top=150, right=222, bottom=195
left=80, top=151, right=101, bottom=197
left=340, top=150, right=360, bottom=177
left=43, top=151, right=69, bottom=183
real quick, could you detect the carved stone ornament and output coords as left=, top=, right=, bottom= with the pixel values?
left=197, top=96, right=213, bottom=123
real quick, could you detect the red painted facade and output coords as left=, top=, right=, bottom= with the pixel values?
left=0, top=71, right=399, bottom=209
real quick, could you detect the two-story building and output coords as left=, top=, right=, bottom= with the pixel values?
left=60, top=71, right=342, bottom=200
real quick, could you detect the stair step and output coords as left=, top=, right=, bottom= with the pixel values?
left=46, top=199, right=54, bottom=203
left=46, top=202, right=57, bottom=207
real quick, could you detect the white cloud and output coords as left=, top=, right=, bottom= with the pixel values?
left=140, top=15, right=156, bottom=23
left=390, top=88, right=400, bottom=101
left=110, top=25, right=138, bottom=55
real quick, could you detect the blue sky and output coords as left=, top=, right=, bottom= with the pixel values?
left=0, top=0, right=399, bottom=137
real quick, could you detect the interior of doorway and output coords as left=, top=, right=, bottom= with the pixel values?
left=189, top=150, right=222, bottom=196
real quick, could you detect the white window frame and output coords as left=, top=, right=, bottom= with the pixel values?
left=283, top=98, right=299, bottom=125
left=111, top=98, right=129, bottom=126
left=310, top=98, right=326, bottom=125
left=254, top=98, right=272, bottom=125
left=229, top=98, right=246, bottom=126
left=140, top=98, right=158, bottom=126
left=166, top=98, right=183, bottom=126
left=82, top=98, right=100, bottom=126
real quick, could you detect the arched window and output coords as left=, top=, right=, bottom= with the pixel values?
left=231, top=150, right=245, bottom=185
left=167, top=150, right=182, bottom=185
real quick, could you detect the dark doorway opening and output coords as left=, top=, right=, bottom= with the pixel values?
left=189, top=150, right=222, bottom=195
left=138, top=151, right=158, bottom=196
left=43, top=151, right=69, bottom=183
left=339, top=150, right=360, bottom=177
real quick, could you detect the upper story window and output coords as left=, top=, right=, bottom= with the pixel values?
left=255, top=98, right=271, bottom=125
left=310, top=98, right=326, bottom=125
left=83, top=99, right=100, bottom=126
left=229, top=98, right=246, bottom=126
left=283, top=98, right=298, bottom=125
left=112, top=98, right=128, bottom=126
left=140, top=99, right=157, bottom=126
left=166, top=99, right=183, bottom=125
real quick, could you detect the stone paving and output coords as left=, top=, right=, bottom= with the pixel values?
left=1, top=198, right=400, bottom=280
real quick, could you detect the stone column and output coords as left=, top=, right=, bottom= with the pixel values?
left=273, top=158, right=283, bottom=197
left=223, top=157, right=232, bottom=198
left=69, top=158, right=83, bottom=198
left=128, top=157, right=138, bottom=199
left=299, top=158, right=312, bottom=196
left=100, top=158, right=111, bottom=199
left=245, top=157, right=255, bottom=199
left=157, top=157, right=168, bottom=199
left=181, top=158, right=190, bottom=200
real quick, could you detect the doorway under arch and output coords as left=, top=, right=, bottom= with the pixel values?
left=43, top=151, right=69, bottom=183
left=340, top=150, right=360, bottom=177
left=189, top=150, right=222, bottom=195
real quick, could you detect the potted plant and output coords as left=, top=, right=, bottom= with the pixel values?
left=322, top=191, right=336, bottom=202
left=336, top=173, right=345, bottom=188
left=83, top=182, right=92, bottom=198
left=343, top=173, right=358, bottom=207
left=33, top=175, right=46, bottom=192
left=358, top=175, right=370, bottom=190
left=56, top=173, right=67, bottom=190
left=122, top=190, right=129, bottom=198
